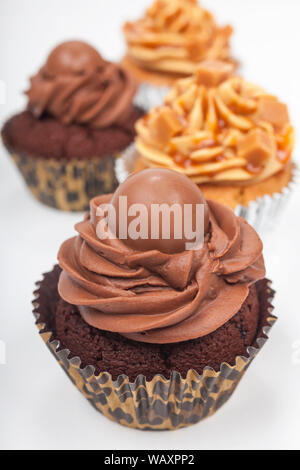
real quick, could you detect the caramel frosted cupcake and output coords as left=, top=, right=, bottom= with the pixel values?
left=118, top=60, right=296, bottom=230
left=1, top=41, right=143, bottom=211
left=122, top=0, right=235, bottom=108
left=33, top=169, right=276, bottom=430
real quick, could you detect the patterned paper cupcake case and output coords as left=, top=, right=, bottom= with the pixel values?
left=8, top=151, right=119, bottom=212
left=116, top=144, right=298, bottom=233
left=33, top=267, right=276, bottom=431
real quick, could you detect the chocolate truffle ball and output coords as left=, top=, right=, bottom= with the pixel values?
left=110, top=168, right=209, bottom=254
left=45, top=40, right=104, bottom=76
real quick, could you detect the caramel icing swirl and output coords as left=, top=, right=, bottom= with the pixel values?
left=135, top=62, right=295, bottom=184
left=123, top=0, right=233, bottom=76
left=58, top=194, right=265, bottom=344
left=26, top=41, right=137, bottom=128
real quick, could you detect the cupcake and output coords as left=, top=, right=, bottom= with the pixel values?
left=122, top=0, right=235, bottom=108
left=1, top=40, right=143, bottom=211
left=117, top=60, right=296, bottom=231
left=33, top=168, right=276, bottom=430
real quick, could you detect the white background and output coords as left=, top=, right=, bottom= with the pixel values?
left=1, top=0, right=300, bottom=451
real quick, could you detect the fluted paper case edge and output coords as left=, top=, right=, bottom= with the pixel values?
left=32, top=267, right=276, bottom=431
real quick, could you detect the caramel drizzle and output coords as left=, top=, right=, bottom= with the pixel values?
left=136, top=74, right=294, bottom=183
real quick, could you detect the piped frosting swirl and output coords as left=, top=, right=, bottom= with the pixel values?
left=58, top=170, right=265, bottom=344
left=26, top=41, right=137, bottom=129
left=135, top=61, right=295, bottom=184
left=123, top=0, right=233, bottom=76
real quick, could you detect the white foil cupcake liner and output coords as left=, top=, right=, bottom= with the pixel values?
left=131, top=57, right=240, bottom=111
left=115, top=143, right=139, bottom=184
left=133, top=82, right=170, bottom=110
left=116, top=144, right=298, bottom=233
left=234, top=175, right=297, bottom=232
left=33, top=266, right=276, bottom=430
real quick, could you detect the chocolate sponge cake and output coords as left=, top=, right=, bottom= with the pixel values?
left=2, top=108, right=142, bottom=161
left=34, top=169, right=275, bottom=429
left=1, top=41, right=143, bottom=210
left=37, top=265, right=268, bottom=382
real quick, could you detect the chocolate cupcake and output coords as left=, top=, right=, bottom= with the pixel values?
left=33, top=169, right=276, bottom=430
left=117, top=61, right=296, bottom=231
left=122, top=0, right=235, bottom=108
left=1, top=40, right=143, bottom=211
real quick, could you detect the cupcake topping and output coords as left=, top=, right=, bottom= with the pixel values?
left=58, top=169, right=265, bottom=344
left=123, top=0, right=233, bottom=76
left=110, top=168, right=210, bottom=253
left=135, top=61, right=295, bottom=184
left=195, top=59, right=234, bottom=87
left=26, top=41, right=137, bottom=128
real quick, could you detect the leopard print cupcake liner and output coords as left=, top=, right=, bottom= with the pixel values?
left=32, top=267, right=276, bottom=431
left=9, top=151, right=119, bottom=212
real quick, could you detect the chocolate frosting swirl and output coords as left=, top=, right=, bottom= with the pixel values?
left=26, top=41, right=137, bottom=128
left=58, top=193, right=265, bottom=344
